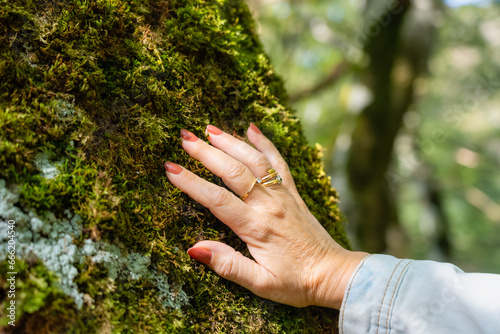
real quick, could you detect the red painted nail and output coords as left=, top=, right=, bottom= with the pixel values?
left=250, top=122, right=262, bottom=134
left=187, top=247, right=212, bottom=266
left=206, top=125, right=223, bottom=136
left=180, top=129, right=197, bottom=142
left=164, top=161, right=183, bottom=175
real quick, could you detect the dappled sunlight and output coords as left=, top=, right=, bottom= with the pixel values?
left=250, top=0, right=500, bottom=271
left=465, top=187, right=500, bottom=224
left=455, top=148, right=480, bottom=168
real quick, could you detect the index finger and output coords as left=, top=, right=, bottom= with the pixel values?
left=165, top=162, right=255, bottom=233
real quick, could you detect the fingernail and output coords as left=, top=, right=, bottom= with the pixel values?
left=206, top=125, right=223, bottom=136
left=250, top=122, right=262, bottom=134
left=164, top=161, right=183, bottom=175
left=180, top=129, right=197, bottom=142
left=187, top=247, right=212, bottom=266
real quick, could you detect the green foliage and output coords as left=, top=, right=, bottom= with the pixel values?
left=396, top=4, right=500, bottom=271
left=0, top=0, right=349, bottom=332
left=253, top=0, right=500, bottom=270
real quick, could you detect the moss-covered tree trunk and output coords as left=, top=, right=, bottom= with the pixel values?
left=0, top=0, right=349, bottom=332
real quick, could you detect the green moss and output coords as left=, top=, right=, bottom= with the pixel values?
left=0, top=0, right=349, bottom=332
left=0, top=259, right=76, bottom=332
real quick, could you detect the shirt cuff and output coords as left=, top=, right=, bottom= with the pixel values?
left=338, top=254, right=414, bottom=334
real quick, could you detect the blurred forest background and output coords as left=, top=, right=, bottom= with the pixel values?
left=245, top=0, right=500, bottom=272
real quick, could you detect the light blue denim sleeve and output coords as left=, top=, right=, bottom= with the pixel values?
left=339, top=254, right=500, bottom=334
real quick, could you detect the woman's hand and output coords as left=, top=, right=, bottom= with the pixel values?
left=164, top=123, right=368, bottom=309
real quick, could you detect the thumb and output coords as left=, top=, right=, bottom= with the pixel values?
left=187, top=240, right=272, bottom=294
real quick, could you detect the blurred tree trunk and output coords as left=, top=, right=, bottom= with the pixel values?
left=425, top=173, right=452, bottom=259
left=346, top=0, right=438, bottom=253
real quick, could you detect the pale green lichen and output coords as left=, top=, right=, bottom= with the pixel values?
left=33, top=152, right=62, bottom=180
left=0, top=178, right=188, bottom=312
left=0, top=179, right=85, bottom=308
left=84, top=240, right=189, bottom=310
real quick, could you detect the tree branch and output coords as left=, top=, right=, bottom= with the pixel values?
left=289, top=61, right=348, bottom=103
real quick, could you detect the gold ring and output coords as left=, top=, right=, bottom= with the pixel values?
left=258, top=168, right=282, bottom=187
left=240, top=168, right=282, bottom=201
left=240, top=179, right=258, bottom=201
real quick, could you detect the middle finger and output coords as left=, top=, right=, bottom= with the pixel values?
left=180, top=129, right=262, bottom=198
left=205, top=125, right=274, bottom=178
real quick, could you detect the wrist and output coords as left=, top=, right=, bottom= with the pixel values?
left=310, top=249, right=370, bottom=309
